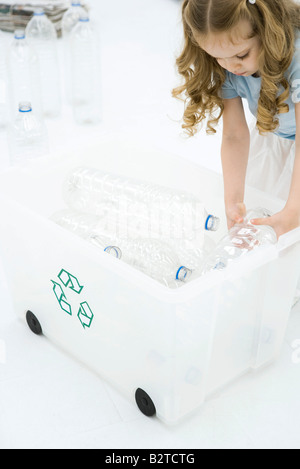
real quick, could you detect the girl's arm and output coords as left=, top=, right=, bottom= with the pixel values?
left=252, top=102, right=300, bottom=238
left=221, top=96, right=250, bottom=229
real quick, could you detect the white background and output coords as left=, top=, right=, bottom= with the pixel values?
left=0, top=0, right=300, bottom=449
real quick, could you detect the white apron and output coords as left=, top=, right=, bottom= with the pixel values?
left=245, top=119, right=299, bottom=306
left=246, top=119, right=295, bottom=201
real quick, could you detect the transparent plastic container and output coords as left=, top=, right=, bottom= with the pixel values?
left=70, top=14, right=101, bottom=124
left=0, top=139, right=299, bottom=424
left=7, top=101, right=49, bottom=165
left=61, top=2, right=87, bottom=103
left=6, top=30, right=42, bottom=120
left=25, top=9, right=61, bottom=118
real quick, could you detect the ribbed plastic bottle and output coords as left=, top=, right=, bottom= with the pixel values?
left=63, top=167, right=220, bottom=242
left=7, top=101, right=49, bottom=165
left=51, top=208, right=192, bottom=287
left=25, top=9, right=61, bottom=118
left=0, top=30, right=8, bottom=128
left=6, top=29, right=42, bottom=121
left=199, top=207, right=277, bottom=275
left=61, top=1, right=86, bottom=103
left=69, top=14, right=101, bottom=124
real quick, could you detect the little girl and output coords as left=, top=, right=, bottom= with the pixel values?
left=173, top=0, right=300, bottom=239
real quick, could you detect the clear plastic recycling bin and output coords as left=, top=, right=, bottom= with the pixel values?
left=0, top=137, right=299, bottom=425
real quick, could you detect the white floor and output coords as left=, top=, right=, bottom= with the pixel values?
left=0, top=0, right=300, bottom=449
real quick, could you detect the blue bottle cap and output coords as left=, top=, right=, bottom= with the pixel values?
left=176, top=266, right=192, bottom=282
left=34, top=8, right=45, bottom=16
left=79, top=13, right=90, bottom=22
left=205, top=214, right=220, bottom=231
left=14, top=29, right=25, bottom=39
left=19, top=102, right=32, bottom=113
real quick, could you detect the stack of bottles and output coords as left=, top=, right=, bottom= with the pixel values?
left=51, top=167, right=277, bottom=287
left=1, top=1, right=101, bottom=166
left=50, top=167, right=221, bottom=288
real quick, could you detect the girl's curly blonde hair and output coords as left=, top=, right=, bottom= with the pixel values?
left=173, top=0, right=300, bottom=137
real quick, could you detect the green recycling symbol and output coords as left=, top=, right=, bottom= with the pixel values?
left=51, top=269, right=94, bottom=330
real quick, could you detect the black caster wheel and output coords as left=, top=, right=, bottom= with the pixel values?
left=26, top=310, right=43, bottom=335
left=135, top=388, right=156, bottom=417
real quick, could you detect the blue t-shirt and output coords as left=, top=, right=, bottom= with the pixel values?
left=221, top=32, right=300, bottom=140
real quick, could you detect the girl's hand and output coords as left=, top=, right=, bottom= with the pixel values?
left=225, top=202, right=247, bottom=230
left=250, top=207, right=300, bottom=239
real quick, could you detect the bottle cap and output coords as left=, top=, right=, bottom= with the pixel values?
left=79, top=13, right=90, bottom=22
left=14, top=29, right=25, bottom=39
left=205, top=215, right=220, bottom=231
left=19, top=102, right=32, bottom=113
left=176, top=266, right=192, bottom=282
left=34, top=8, right=45, bottom=16
left=104, top=245, right=122, bottom=259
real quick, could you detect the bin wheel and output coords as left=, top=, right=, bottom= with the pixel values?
left=26, top=311, right=43, bottom=335
left=135, top=388, right=156, bottom=417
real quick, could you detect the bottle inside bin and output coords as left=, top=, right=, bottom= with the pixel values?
left=63, top=167, right=220, bottom=238
left=7, top=101, right=49, bottom=165
left=90, top=235, right=192, bottom=287
left=51, top=208, right=192, bottom=287
left=199, top=207, right=277, bottom=275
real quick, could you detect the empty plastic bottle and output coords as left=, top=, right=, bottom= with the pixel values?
left=91, top=235, right=192, bottom=286
left=25, top=9, right=61, bottom=118
left=199, top=207, right=276, bottom=275
left=6, top=29, right=42, bottom=121
left=70, top=14, right=101, bottom=124
left=61, top=1, right=86, bottom=103
left=51, top=208, right=192, bottom=287
left=63, top=167, right=220, bottom=242
left=7, top=101, right=49, bottom=166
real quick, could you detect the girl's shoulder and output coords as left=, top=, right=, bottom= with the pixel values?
left=286, top=30, right=300, bottom=82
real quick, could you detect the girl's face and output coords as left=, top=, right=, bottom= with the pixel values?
left=196, top=20, right=261, bottom=77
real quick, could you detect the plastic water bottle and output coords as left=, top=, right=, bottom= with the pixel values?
left=62, top=2, right=87, bottom=38
left=51, top=208, right=192, bottom=286
left=70, top=14, right=101, bottom=124
left=62, top=167, right=220, bottom=242
left=25, top=9, right=61, bottom=118
left=199, top=207, right=277, bottom=274
left=0, top=30, right=8, bottom=129
left=62, top=1, right=86, bottom=103
left=6, top=30, right=42, bottom=121
left=7, top=102, right=49, bottom=166
left=91, top=235, right=192, bottom=286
